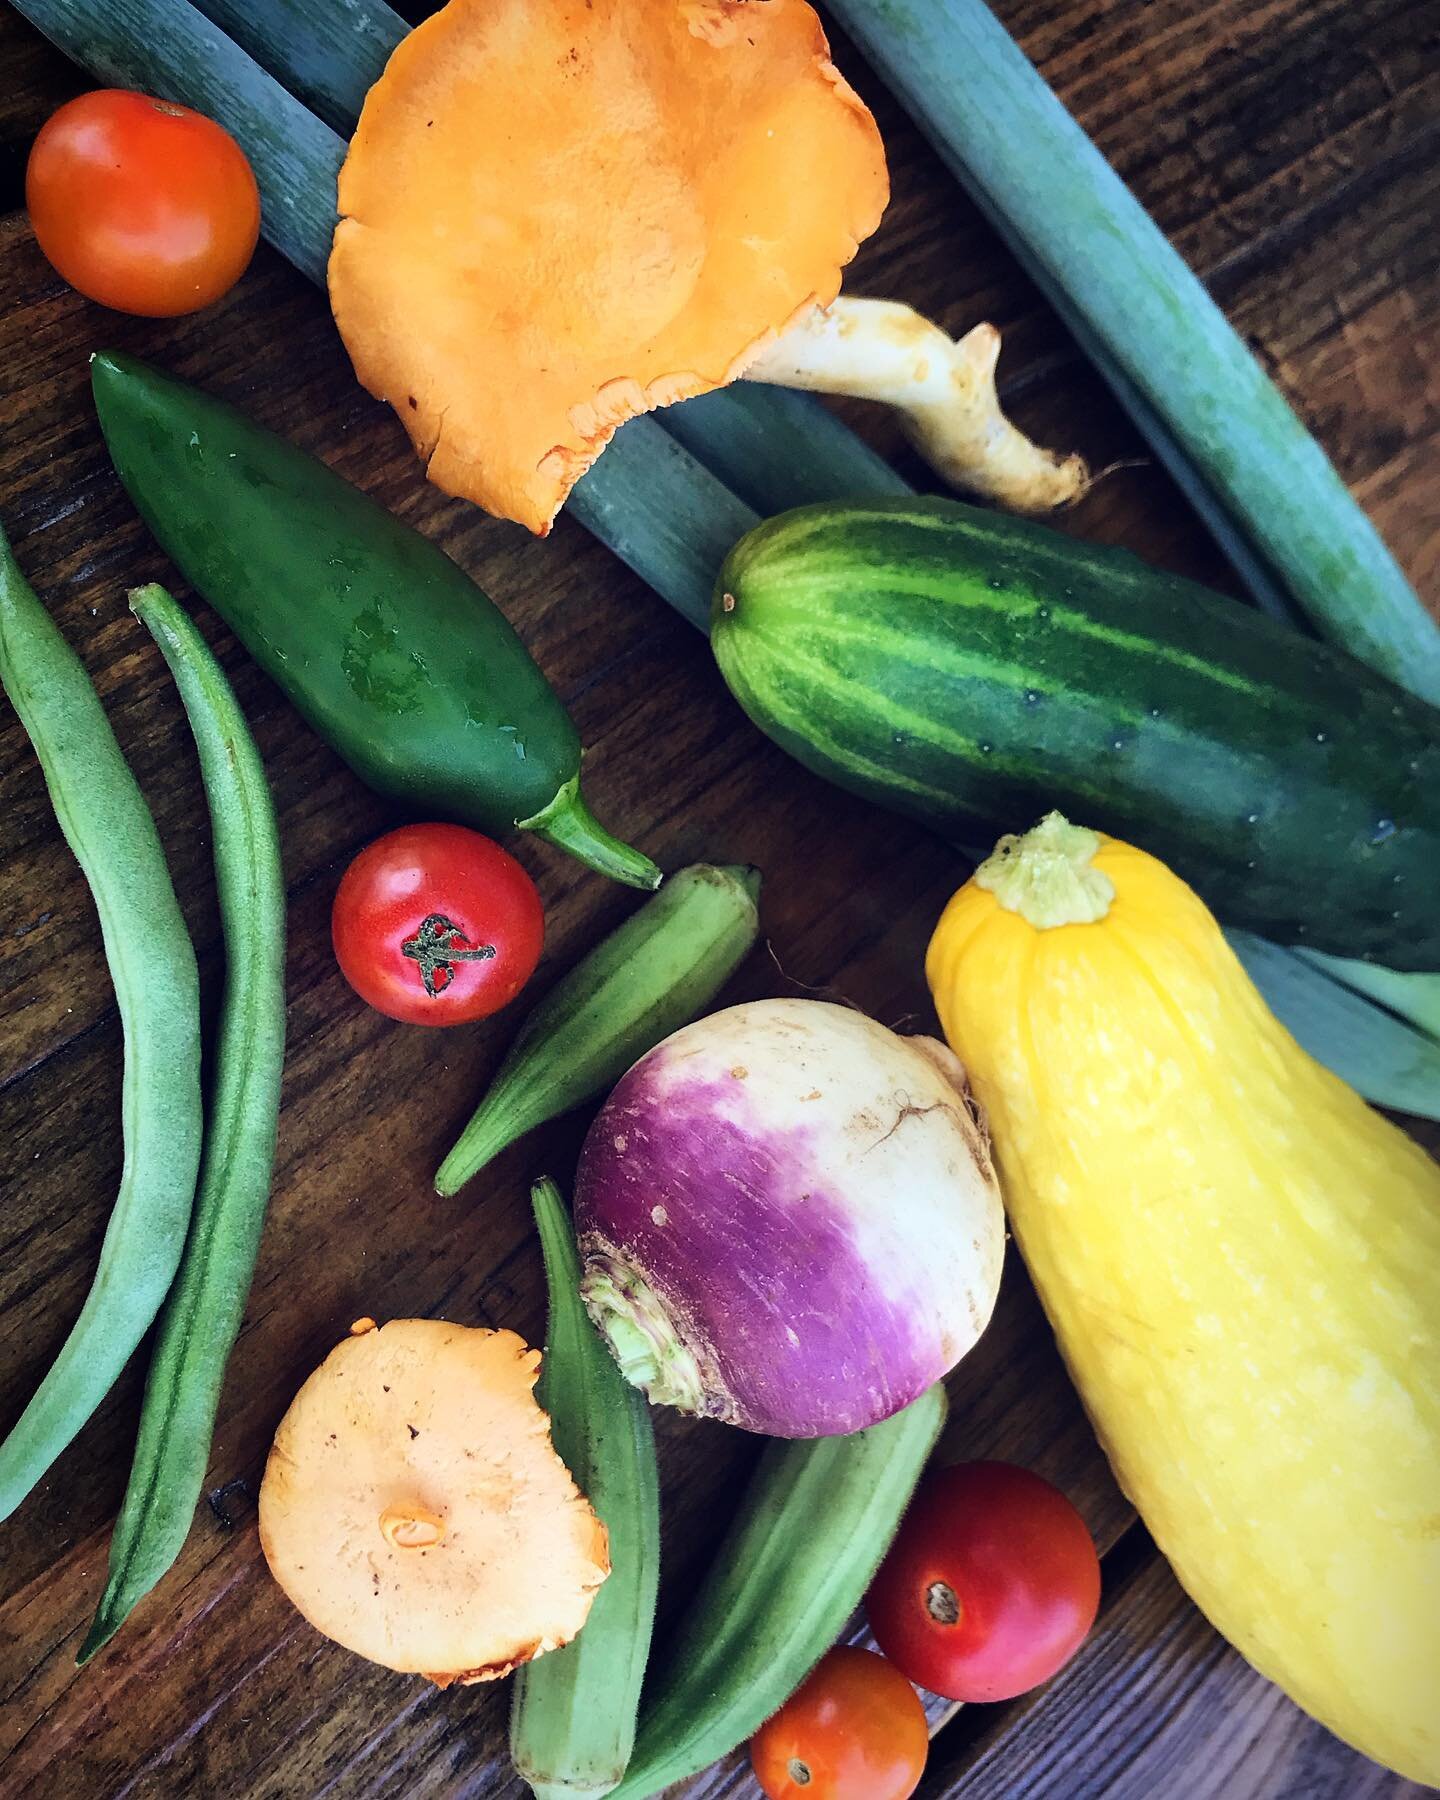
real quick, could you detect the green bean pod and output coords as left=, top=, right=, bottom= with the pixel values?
left=436, top=865, right=761, bottom=1196
left=608, top=1384, right=947, bottom=1799
left=0, top=532, right=203, bottom=1521
left=512, top=1178, right=661, bottom=1798
left=80, top=585, right=286, bottom=1661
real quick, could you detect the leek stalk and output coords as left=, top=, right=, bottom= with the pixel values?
left=665, top=384, right=910, bottom=514
left=18, top=0, right=341, bottom=284
left=822, top=0, right=1440, bottom=705
left=1295, top=952, right=1440, bottom=1045
left=1229, top=934, right=1440, bottom=1122
left=189, top=0, right=397, bottom=134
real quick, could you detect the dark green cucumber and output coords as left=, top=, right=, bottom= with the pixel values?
left=712, top=498, right=1440, bottom=969
left=91, top=353, right=659, bottom=890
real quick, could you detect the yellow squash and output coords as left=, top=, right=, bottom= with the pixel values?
left=926, top=813, right=1440, bottom=1783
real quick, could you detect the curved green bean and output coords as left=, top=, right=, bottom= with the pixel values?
left=81, top=585, right=286, bottom=1661
left=0, top=531, right=203, bottom=1520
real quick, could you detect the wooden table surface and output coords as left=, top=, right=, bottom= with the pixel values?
left=0, top=1, right=1436, bottom=1796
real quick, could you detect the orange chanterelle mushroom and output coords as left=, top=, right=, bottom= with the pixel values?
left=330, top=0, right=1085, bottom=534
left=258, top=1318, right=609, bottom=1684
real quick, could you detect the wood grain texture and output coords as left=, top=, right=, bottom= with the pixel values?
left=0, top=0, right=1435, bottom=1795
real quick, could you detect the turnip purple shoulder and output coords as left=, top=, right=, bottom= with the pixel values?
left=573, top=999, right=1005, bottom=1438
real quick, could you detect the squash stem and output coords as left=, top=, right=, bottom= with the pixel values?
left=975, top=812, right=1115, bottom=928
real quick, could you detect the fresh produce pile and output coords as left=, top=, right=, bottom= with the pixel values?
left=1, top=1, right=1438, bottom=1797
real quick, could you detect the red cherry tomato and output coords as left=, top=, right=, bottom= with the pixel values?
left=866, top=1461, right=1100, bottom=1704
left=26, top=90, right=260, bottom=317
left=750, top=1646, right=928, bottom=1800
left=332, top=824, right=543, bottom=1027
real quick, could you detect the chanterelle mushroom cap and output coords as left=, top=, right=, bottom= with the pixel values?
left=329, top=0, right=889, bottom=533
left=258, top=1318, right=609, bottom=1685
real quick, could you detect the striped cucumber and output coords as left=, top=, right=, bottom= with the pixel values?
left=436, top=865, right=760, bottom=1195
left=608, top=1384, right=946, bottom=1800
left=712, top=499, right=1440, bottom=969
left=511, top=1180, right=660, bottom=1799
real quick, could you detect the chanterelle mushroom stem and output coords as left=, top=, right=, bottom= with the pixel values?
left=744, top=297, right=1088, bottom=513
left=379, top=1501, right=446, bottom=1549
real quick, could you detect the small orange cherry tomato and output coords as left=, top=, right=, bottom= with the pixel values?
left=26, top=90, right=260, bottom=317
left=750, top=1645, right=928, bottom=1800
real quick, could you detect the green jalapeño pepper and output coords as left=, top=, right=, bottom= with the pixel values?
left=90, top=352, right=660, bottom=890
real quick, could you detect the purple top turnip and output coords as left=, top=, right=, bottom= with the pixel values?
left=574, top=999, right=1004, bottom=1437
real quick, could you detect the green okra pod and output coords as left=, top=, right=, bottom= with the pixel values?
left=608, top=1383, right=947, bottom=1799
left=436, top=864, right=761, bottom=1196
left=512, top=1179, right=660, bottom=1798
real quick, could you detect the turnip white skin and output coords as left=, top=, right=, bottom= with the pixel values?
left=574, top=999, right=1004, bottom=1437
